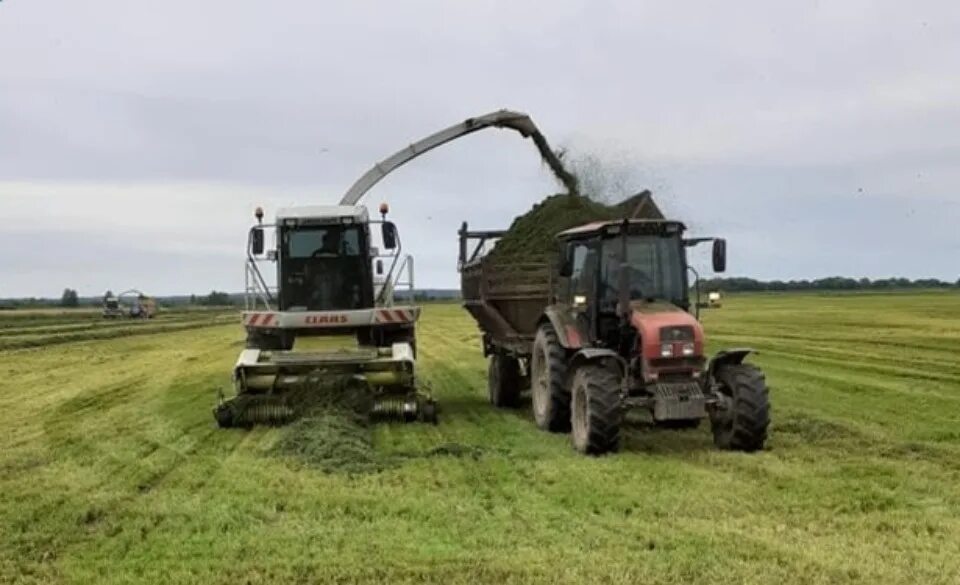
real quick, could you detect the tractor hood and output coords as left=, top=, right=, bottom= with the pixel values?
left=628, top=301, right=705, bottom=364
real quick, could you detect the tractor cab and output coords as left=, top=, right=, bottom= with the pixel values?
left=555, top=219, right=727, bottom=383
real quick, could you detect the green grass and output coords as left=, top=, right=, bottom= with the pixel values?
left=1, top=293, right=959, bottom=584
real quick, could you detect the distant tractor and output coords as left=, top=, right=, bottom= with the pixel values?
left=102, top=289, right=156, bottom=319
left=459, top=216, right=770, bottom=455
left=708, top=291, right=722, bottom=308
left=102, top=292, right=122, bottom=319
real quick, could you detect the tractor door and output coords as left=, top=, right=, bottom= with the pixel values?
left=565, top=239, right=601, bottom=343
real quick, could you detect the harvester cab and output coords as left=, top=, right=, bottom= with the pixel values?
left=214, top=203, right=431, bottom=428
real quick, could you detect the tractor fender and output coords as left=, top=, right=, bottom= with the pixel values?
left=568, top=348, right=626, bottom=377
left=539, top=307, right=588, bottom=350
left=707, top=348, right=755, bottom=379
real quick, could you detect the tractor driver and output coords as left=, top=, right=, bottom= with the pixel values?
left=601, top=245, right=655, bottom=307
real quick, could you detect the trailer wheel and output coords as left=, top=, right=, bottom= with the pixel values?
left=709, top=363, right=770, bottom=452
left=570, top=362, right=621, bottom=455
left=488, top=353, right=521, bottom=408
left=531, top=324, right=570, bottom=432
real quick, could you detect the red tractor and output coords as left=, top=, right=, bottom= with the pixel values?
left=459, top=216, right=770, bottom=455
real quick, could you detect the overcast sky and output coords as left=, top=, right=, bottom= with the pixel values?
left=1, top=0, right=958, bottom=297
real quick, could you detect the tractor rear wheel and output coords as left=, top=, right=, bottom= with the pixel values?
left=709, top=363, right=770, bottom=452
left=488, top=353, right=521, bottom=408
left=530, top=324, right=570, bottom=432
left=570, top=362, right=622, bottom=455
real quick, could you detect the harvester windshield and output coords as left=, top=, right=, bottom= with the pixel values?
left=599, top=235, right=686, bottom=307
left=279, top=224, right=372, bottom=311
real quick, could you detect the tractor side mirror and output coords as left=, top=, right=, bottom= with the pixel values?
left=382, top=222, right=398, bottom=250
left=252, top=228, right=265, bottom=255
left=559, top=244, right=574, bottom=277
left=375, top=259, right=384, bottom=275
left=712, top=238, right=727, bottom=273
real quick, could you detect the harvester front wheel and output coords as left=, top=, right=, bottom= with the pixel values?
left=488, top=353, right=521, bottom=408
left=420, top=400, right=438, bottom=424
left=570, top=362, right=621, bottom=455
left=213, top=404, right=234, bottom=428
left=531, top=324, right=570, bottom=432
left=709, top=363, right=770, bottom=452
left=245, top=330, right=293, bottom=351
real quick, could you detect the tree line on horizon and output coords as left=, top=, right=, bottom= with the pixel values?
left=2, top=278, right=958, bottom=310
left=697, top=276, right=959, bottom=292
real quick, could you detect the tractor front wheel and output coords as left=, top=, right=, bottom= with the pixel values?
left=530, top=324, right=570, bottom=432
left=709, top=363, right=770, bottom=452
left=570, top=362, right=622, bottom=455
left=488, top=353, right=521, bottom=408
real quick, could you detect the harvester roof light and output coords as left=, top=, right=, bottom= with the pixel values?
left=379, top=202, right=389, bottom=218
left=255, top=206, right=264, bottom=224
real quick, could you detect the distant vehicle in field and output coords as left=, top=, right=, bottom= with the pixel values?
left=102, top=292, right=122, bottom=318
left=708, top=291, right=722, bottom=308
left=103, top=289, right=157, bottom=319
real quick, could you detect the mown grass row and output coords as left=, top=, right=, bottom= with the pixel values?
left=0, top=313, right=228, bottom=338
left=0, top=310, right=235, bottom=351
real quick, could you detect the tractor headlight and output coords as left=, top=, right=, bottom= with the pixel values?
left=681, top=342, right=696, bottom=356
left=660, top=343, right=674, bottom=358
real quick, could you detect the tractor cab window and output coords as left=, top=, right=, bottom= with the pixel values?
left=600, top=235, right=685, bottom=308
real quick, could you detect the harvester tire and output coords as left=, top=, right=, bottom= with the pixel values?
left=245, top=331, right=292, bottom=351
left=421, top=400, right=438, bottom=424
left=358, top=327, right=416, bottom=357
left=214, top=404, right=234, bottom=428
left=531, top=324, right=570, bottom=432
left=710, top=363, right=770, bottom=452
left=570, top=362, right=621, bottom=455
left=488, top=353, right=521, bottom=408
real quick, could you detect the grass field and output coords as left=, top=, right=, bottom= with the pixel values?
left=2, top=293, right=959, bottom=584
